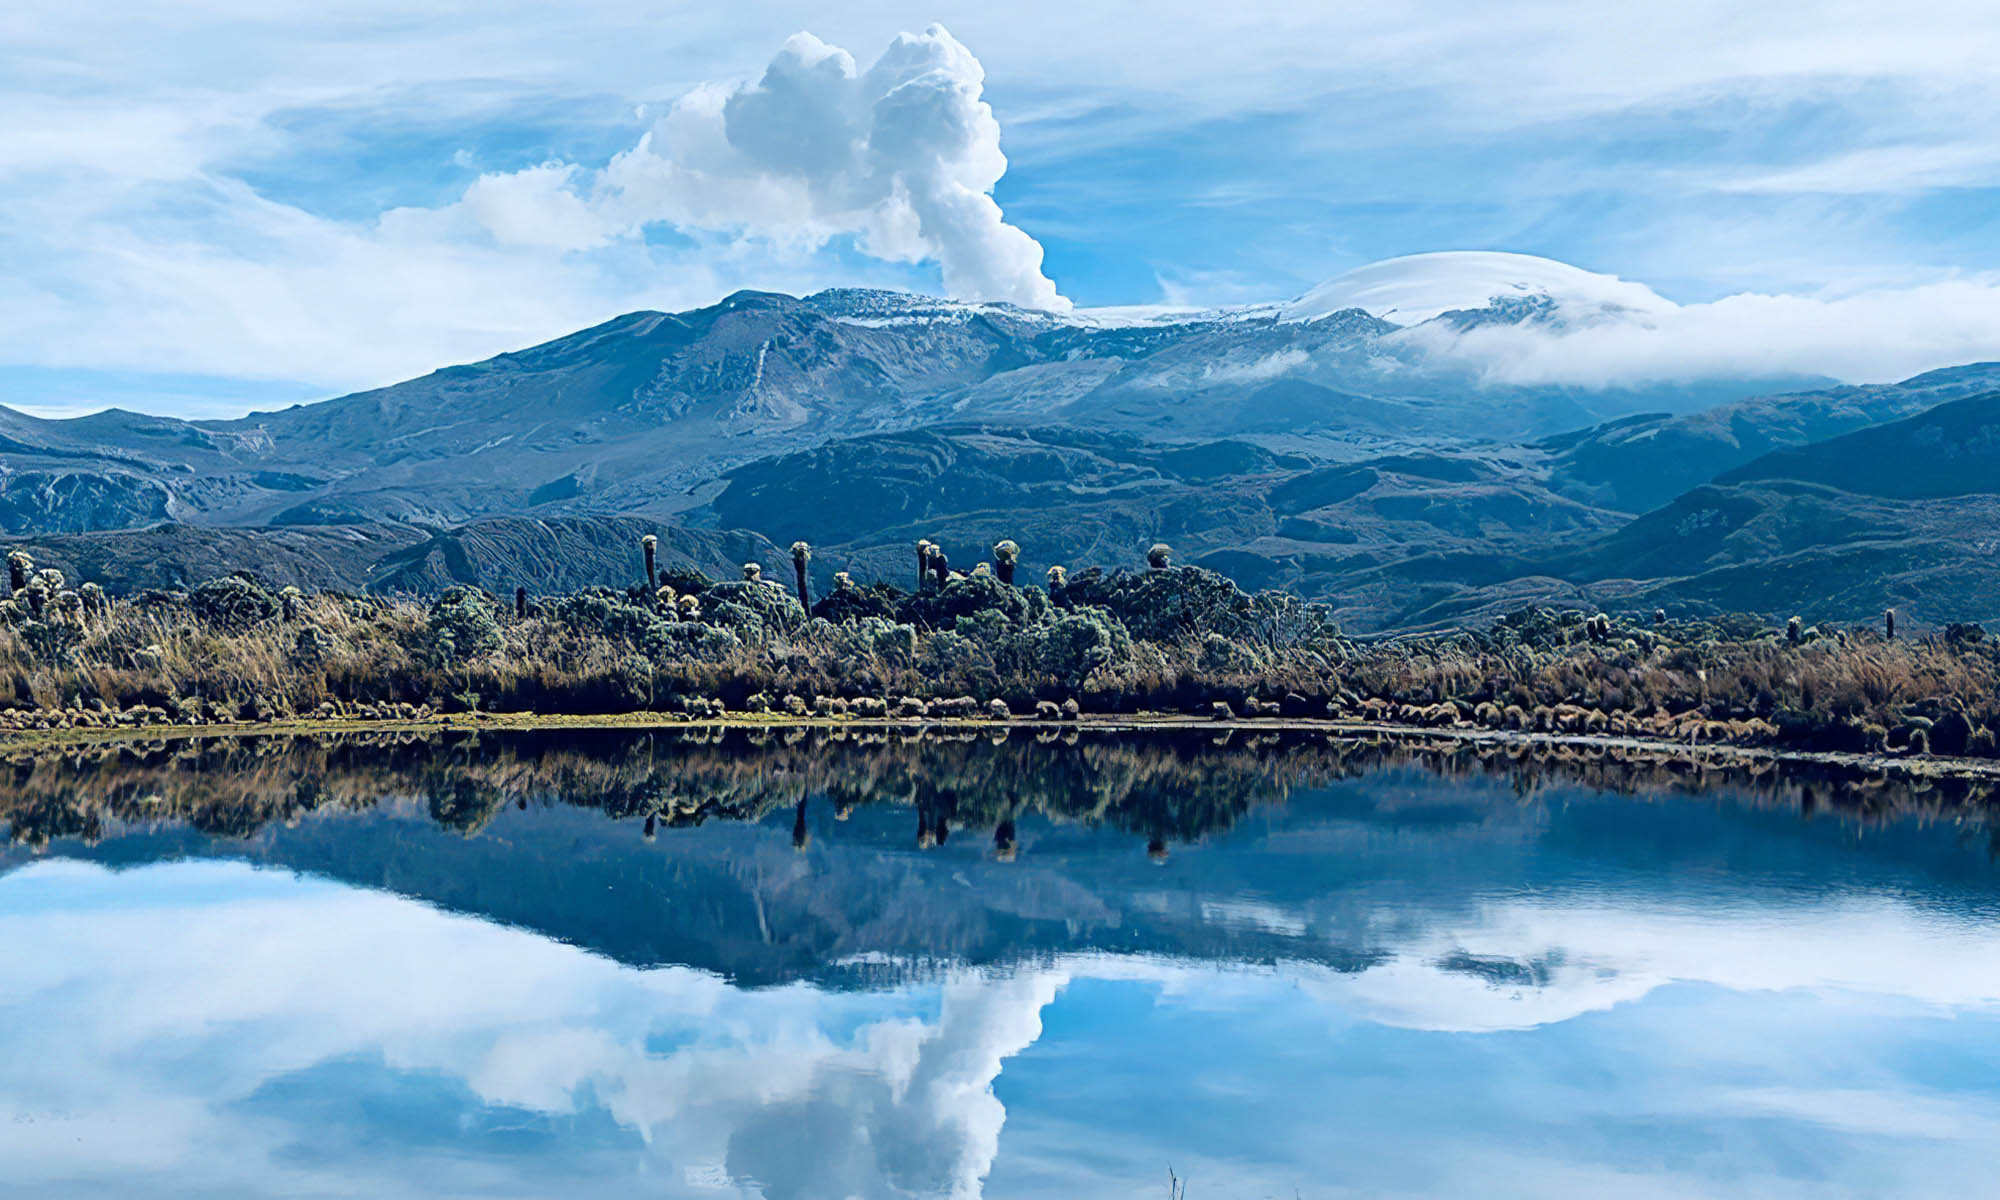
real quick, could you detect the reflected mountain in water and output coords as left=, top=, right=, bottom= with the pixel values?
left=7, top=730, right=2000, bottom=1198
left=6, top=728, right=1998, bottom=988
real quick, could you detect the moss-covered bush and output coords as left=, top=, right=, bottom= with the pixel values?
left=898, top=572, right=1049, bottom=632
left=190, top=575, right=279, bottom=630
left=427, top=587, right=504, bottom=660
left=1027, top=607, right=1134, bottom=692
left=704, top=580, right=806, bottom=637
left=1061, top=565, right=1250, bottom=644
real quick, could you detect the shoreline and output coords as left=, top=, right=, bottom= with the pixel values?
left=6, top=710, right=2000, bottom=783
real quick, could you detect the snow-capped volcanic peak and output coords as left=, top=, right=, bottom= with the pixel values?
left=1282, top=251, right=1676, bottom=326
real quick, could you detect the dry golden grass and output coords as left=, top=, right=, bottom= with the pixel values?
left=2, top=582, right=1996, bottom=759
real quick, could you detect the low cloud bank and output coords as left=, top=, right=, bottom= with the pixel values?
left=1397, top=276, right=2000, bottom=388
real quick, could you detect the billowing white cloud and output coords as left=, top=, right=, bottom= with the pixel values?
left=0, top=23, right=1061, bottom=406
left=456, top=25, right=1067, bottom=312
left=457, top=163, right=614, bottom=252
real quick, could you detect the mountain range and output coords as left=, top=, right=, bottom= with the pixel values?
left=4, top=252, right=1997, bottom=631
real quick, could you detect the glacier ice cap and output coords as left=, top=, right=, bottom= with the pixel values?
left=1283, top=251, right=1676, bottom=325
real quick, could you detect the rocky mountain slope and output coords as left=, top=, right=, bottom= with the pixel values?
left=0, top=277, right=1814, bottom=536
left=5, top=257, right=1998, bottom=631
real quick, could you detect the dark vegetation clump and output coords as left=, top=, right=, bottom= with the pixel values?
left=3, top=533, right=1999, bottom=761
left=190, top=574, right=280, bottom=630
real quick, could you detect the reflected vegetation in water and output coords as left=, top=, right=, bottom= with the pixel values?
left=4, top=728, right=2000, bottom=1198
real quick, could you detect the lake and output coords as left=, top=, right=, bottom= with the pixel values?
left=3, top=727, right=1998, bottom=1198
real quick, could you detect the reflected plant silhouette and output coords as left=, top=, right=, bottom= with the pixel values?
left=6, top=725, right=1998, bottom=858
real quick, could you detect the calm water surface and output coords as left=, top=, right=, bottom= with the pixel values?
left=3, top=729, right=1999, bottom=1198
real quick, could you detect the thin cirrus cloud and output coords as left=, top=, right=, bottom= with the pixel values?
left=1714, top=143, right=2000, bottom=196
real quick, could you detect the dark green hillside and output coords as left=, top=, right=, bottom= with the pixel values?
left=0, top=470, right=173, bottom=534
left=6, top=518, right=780, bottom=598
left=1361, top=482, right=2000, bottom=632
left=1542, top=364, right=2000, bottom=512
left=703, top=426, right=1624, bottom=607
left=6, top=523, right=425, bottom=593
left=1719, top=391, right=2000, bottom=498
left=366, top=517, right=784, bottom=595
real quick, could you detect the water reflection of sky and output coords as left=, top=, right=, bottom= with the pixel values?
left=6, top=845, right=2000, bottom=1199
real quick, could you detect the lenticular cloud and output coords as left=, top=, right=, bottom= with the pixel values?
left=464, top=25, right=1067, bottom=311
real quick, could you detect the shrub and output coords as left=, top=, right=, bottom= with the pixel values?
left=704, top=580, right=806, bottom=637
left=813, top=580, right=901, bottom=623
left=1029, top=607, right=1133, bottom=691
left=645, top=621, right=740, bottom=662
left=293, top=624, right=330, bottom=664
left=18, top=620, right=81, bottom=664
left=899, top=572, right=1049, bottom=633
left=428, top=587, right=504, bottom=660
left=1063, top=565, right=1250, bottom=644
left=658, top=565, right=713, bottom=596
left=1932, top=710, right=1975, bottom=757
left=191, top=575, right=279, bottom=630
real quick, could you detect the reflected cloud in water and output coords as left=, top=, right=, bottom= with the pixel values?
left=3, top=729, right=1999, bottom=1197
left=1, top=861, right=1061, bottom=1199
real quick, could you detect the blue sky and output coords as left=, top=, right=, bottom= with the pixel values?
left=5, top=2, right=2000, bottom=416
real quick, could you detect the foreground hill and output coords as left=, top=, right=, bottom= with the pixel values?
left=1364, top=483, right=2000, bottom=632
left=697, top=424, right=1627, bottom=600
left=1331, top=390, right=2000, bottom=631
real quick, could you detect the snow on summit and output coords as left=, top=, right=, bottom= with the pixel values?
left=1282, top=252, right=1676, bottom=326
left=817, top=251, right=1690, bottom=343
